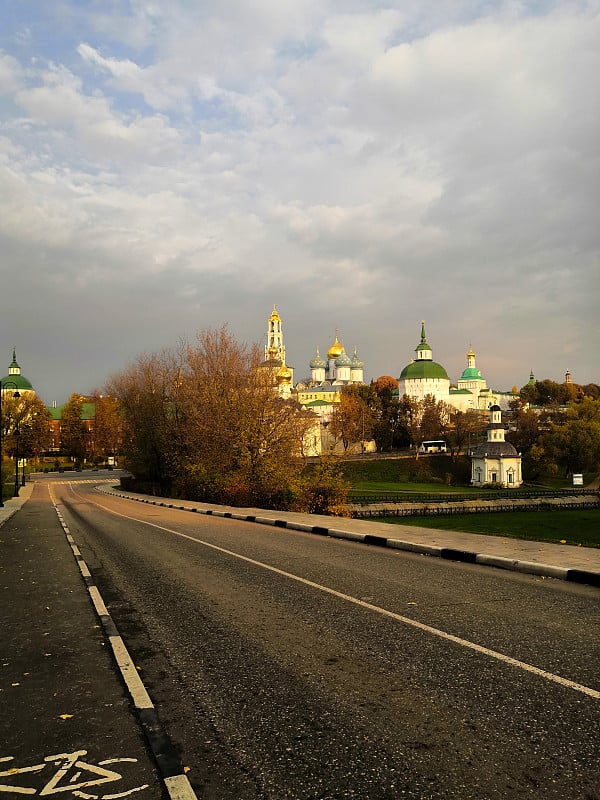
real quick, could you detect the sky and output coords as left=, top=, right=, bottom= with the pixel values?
left=1, top=0, right=598, bottom=405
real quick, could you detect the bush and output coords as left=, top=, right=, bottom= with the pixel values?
left=293, top=457, right=350, bottom=516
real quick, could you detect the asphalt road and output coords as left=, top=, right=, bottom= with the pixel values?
left=48, top=479, right=599, bottom=799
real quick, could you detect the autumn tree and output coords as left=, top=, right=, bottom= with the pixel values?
left=328, top=386, right=374, bottom=452
left=108, top=348, right=185, bottom=489
left=1, top=392, right=52, bottom=465
left=109, top=327, right=317, bottom=507
left=60, top=394, right=91, bottom=466
left=91, top=392, right=124, bottom=464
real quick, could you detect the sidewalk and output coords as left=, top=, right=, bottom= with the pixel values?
left=98, top=485, right=600, bottom=588
left=0, top=483, right=186, bottom=800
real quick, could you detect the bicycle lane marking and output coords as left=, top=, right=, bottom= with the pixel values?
left=80, top=485, right=600, bottom=702
left=46, top=485, right=198, bottom=800
left=0, top=752, right=147, bottom=798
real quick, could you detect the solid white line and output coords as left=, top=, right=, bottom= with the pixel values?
left=79, top=490, right=600, bottom=701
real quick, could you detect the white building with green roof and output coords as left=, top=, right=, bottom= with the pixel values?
left=398, top=326, right=517, bottom=411
left=398, top=323, right=450, bottom=402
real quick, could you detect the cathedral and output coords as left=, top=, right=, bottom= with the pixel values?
left=398, top=323, right=517, bottom=411
left=260, top=305, right=366, bottom=408
left=261, top=308, right=517, bottom=415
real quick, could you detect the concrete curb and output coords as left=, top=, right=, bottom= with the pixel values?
left=98, top=488, right=600, bottom=589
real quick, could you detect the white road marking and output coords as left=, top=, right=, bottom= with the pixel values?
left=70, top=487, right=600, bottom=701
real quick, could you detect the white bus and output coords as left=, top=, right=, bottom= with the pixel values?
left=419, top=440, right=448, bottom=454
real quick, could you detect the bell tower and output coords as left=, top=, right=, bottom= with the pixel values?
left=264, top=304, right=286, bottom=365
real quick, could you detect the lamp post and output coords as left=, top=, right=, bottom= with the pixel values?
left=0, top=380, right=21, bottom=505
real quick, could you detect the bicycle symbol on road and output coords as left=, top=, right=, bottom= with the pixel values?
left=0, top=751, right=149, bottom=798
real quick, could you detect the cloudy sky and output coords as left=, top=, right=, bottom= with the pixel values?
left=1, top=0, right=598, bottom=404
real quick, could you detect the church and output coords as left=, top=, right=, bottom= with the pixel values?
left=398, top=323, right=517, bottom=411
left=470, top=405, right=522, bottom=487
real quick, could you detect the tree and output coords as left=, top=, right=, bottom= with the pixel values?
left=108, top=348, right=186, bottom=489
left=1, top=393, right=52, bottom=464
left=91, top=392, right=124, bottom=464
left=371, top=377, right=401, bottom=451
left=60, top=394, right=90, bottom=466
left=328, top=386, right=374, bottom=452
left=506, top=398, right=543, bottom=455
left=542, top=397, right=600, bottom=477
left=109, top=327, right=317, bottom=507
left=396, top=394, right=422, bottom=450
left=373, top=375, right=398, bottom=394
left=445, top=408, right=486, bottom=461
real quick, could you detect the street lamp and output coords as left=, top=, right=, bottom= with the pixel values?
left=0, top=380, right=21, bottom=506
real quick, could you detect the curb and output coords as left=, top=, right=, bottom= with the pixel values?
left=98, top=488, right=600, bottom=589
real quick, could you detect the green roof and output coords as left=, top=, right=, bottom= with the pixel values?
left=399, top=360, right=449, bottom=380
left=47, top=402, right=96, bottom=421
left=2, top=349, right=33, bottom=391
left=459, top=367, right=485, bottom=381
left=1, top=374, right=33, bottom=391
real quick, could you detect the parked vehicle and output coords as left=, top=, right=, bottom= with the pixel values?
left=419, top=440, right=448, bottom=453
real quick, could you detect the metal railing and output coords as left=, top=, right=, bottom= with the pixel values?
left=347, top=488, right=598, bottom=505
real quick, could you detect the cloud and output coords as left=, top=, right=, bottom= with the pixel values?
left=0, top=51, right=24, bottom=94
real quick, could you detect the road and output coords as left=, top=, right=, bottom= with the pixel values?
left=39, top=478, right=600, bottom=798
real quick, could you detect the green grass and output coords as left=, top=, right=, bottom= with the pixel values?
left=350, top=481, right=479, bottom=493
left=377, top=509, right=600, bottom=548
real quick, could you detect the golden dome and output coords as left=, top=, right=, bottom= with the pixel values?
left=269, top=304, right=281, bottom=321
left=327, top=335, right=343, bottom=360
left=276, top=362, right=293, bottom=383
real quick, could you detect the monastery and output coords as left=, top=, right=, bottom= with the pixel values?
left=261, top=307, right=517, bottom=414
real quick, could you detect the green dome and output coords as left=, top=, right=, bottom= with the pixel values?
left=460, top=366, right=485, bottom=381
left=335, top=350, right=352, bottom=367
left=310, top=347, right=326, bottom=369
left=1, top=349, right=33, bottom=391
left=400, top=360, right=449, bottom=380
left=1, top=374, right=33, bottom=390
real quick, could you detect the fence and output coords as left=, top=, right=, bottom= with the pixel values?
left=348, top=488, right=598, bottom=505
left=347, top=493, right=600, bottom=518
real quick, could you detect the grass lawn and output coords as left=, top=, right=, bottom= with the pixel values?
left=377, top=509, right=600, bottom=548
left=349, top=481, right=480, bottom=493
